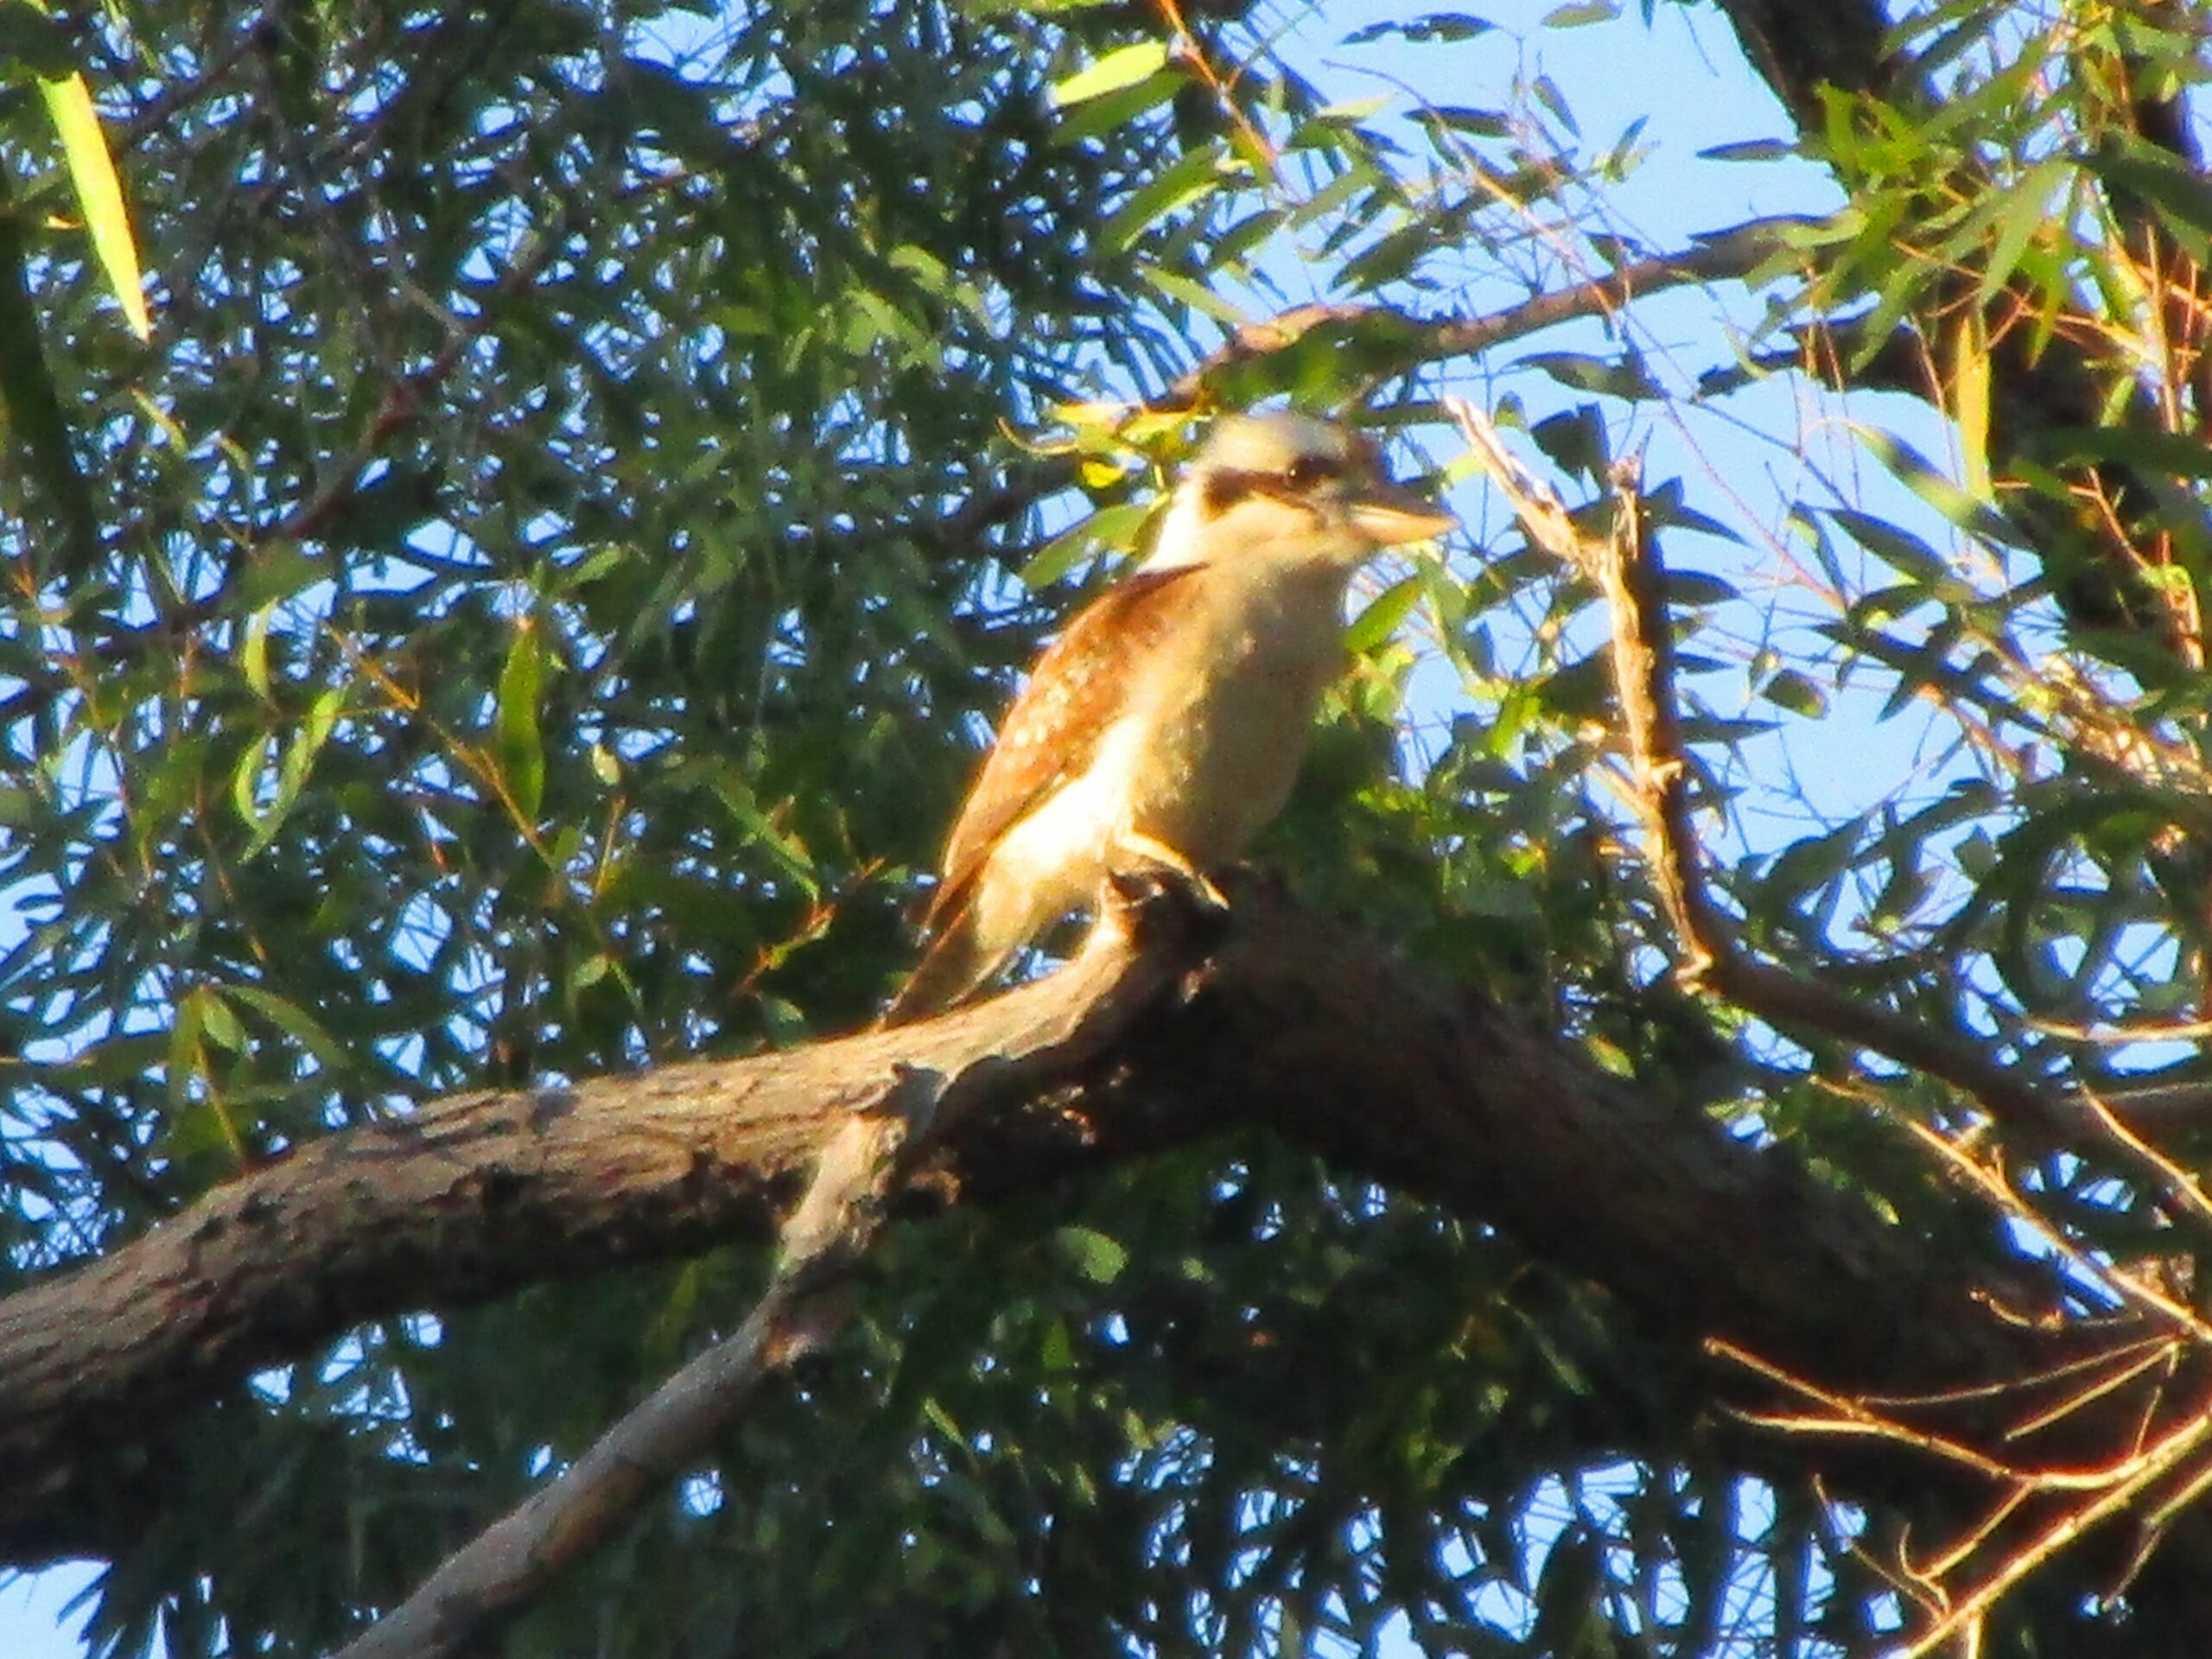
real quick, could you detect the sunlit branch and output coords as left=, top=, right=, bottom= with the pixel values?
left=1904, top=1120, right=2212, bottom=1351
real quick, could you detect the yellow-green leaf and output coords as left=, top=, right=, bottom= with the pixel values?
left=1057, top=1225, right=1128, bottom=1285
left=1050, top=41, right=1169, bottom=108
left=241, top=602, right=278, bottom=702
left=1020, top=500, right=1154, bottom=587
left=197, top=988, right=248, bottom=1054
left=1345, top=574, right=1423, bottom=656
left=237, top=687, right=342, bottom=856
left=1950, top=308, right=1991, bottom=503
left=31, top=37, right=149, bottom=340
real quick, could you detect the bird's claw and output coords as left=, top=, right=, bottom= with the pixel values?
left=1109, top=832, right=1231, bottom=914
left=1102, top=844, right=1236, bottom=958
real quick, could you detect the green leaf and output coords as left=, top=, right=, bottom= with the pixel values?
left=241, top=603, right=278, bottom=702
left=567, top=952, right=614, bottom=998
left=1048, top=65, right=1183, bottom=143
left=1529, top=405, right=1610, bottom=481
left=1976, top=158, right=2068, bottom=303
left=236, top=687, right=343, bottom=856
left=1757, top=669, right=1828, bottom=718
left=1102, top=143, right=1233, bottom=253
left=2035, top=425, right=2212, bottom=480
left=198, top=989, right=248, bottom=1055
left=1137, top=264, right=1249, bottom=328
left=1766, top=814, right=1869, bottom=902
left=1527, top=1526, right=1605, bottom=1655
left=1662, top=570, right=1741, bottom=608
left=0, top=3, right=72, bottom=75
left=231, top=733, right=276, bottom=837
left=1314, top=94, right=1393, bottom=124
left=2094, top=141, right=2212, bottom=257
left=234, top=541, right=323, bottom=610
left=1057, top=1226, right=1128, bottom=1285
left=1345, top=574, right=1423, bottom=655
left=846, top=287, right=942, bottom=369
left=1284, top=163, right=1376, bottom=232
left=1021, top=501, right=1154, bottom=587
left=1698, top=138, right=1795, bottom=162
left=496, top=618, right=548, bottom=823
left=1335, top=220, right=1436, bottom=293
left=226, top=985, right=348, bottom=1071
left=698, top=764, right=820, bottom=899
left=1521, top=349, right=1662, bottom=401
left=1050, top=41, right=1170, bottom=108
left=0, top=171, right=96, bottom=563
left=1827, top=507, right=1951, bottom=589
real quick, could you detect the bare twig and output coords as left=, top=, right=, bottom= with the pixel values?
left=1903, top=1120, right=2212, bottom=1349
left=1891, top=1408, right=2212, bottom=1659
left=1711, top=1336, right=2176, bottom=1490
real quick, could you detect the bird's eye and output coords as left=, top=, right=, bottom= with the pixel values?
left=1284, top=454, right=1339, bottom=489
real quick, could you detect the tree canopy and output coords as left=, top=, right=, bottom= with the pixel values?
left=3, top=1, right=2212, bottom=1655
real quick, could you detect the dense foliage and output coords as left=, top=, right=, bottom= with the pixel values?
left=3, top=0, right=2211, bottom=1655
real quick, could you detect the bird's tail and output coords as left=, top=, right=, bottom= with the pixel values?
left=876, top=905, right=1007, bottom=1027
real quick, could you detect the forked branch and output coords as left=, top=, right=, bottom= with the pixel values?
left=1445, top=396, right=2139, bottom=1152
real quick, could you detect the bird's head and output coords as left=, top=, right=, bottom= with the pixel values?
left=1144, top=411, right=1457, bottom=572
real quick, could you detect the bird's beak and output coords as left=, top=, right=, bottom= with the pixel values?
left=1348, top=479, right=1457, bottom=547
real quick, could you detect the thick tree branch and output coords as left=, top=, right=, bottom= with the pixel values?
left=1706, top=0, right=1902, bottom=128
left=4, top=861, right=2194, bottom=1592
left=0, top=893, right=1214, bottom=1564
left=334, top=896, right=1184, bottom=1659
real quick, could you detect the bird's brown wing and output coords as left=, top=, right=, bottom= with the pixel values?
left=922, top=563, right=1205, bottom=933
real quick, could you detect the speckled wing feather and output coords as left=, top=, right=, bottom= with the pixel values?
left=921, top=563, right=1205, bottom=934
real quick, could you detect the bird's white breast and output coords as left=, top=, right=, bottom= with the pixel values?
left=1118, top=559, right=1352, bottom=863
left=969, top=556, right=1355, bottom=955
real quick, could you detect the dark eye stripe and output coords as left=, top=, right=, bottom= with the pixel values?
left=1200, top=467, right=1269, bottom=513
left=1201, top=457, right=1350, bottom=514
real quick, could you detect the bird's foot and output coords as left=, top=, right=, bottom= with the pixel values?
left=1109, top=831, right=1231, bottom=917
left=1097, top=839, right=1236, bottom=969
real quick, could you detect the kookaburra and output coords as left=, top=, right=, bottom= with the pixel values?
left=881, top=411, right=1455, bottom=1025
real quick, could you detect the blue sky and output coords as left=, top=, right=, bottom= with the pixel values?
left=3, top=2, right=1902, bottom=1652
